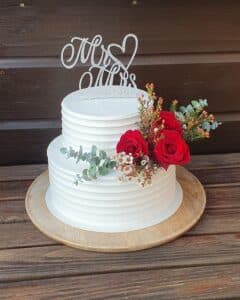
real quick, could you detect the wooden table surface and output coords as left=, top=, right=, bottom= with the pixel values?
left=0, top=153, right=240, bottom=299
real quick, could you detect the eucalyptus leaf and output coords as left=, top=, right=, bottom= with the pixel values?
left=91, top=145, right=97, bottom=157
left=191, top=100, right=201, bottom=109
left=82, top=169, right=91, bottom=181
left=202, top=121, right=211, bottom=132
left=76, top=145, right=83, bottom=163
left=60, top=147, right=68, bottom=154
left=99, top=166, right=109, bottom=176
left=175, top=111, right=185, bottom=122
left=90, top=156, right=101, bottom=166
left=89, top=165, right=97, bottom=179
left=81, top=153, right=87, bottom=161
left=186, top=104, right=194, bottom=113
left=109, top=160, right=117, bottom=169
left=211, top=121, right=219, bottom=130
left=179, top=106, right=187, bottom=114
left=85, top=152, right=92, bottom=162
left=103, top=157, right=111, bottom=168
left=199, top=99, right=208, bottom=107
left=99, top=150, right=107, bottom=160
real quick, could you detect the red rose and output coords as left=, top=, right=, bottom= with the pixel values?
left=116, top=130, right=148, bottom=159
left=153, top=130, right=190, bottom=169
left=159, top=111, right=182, bottom=135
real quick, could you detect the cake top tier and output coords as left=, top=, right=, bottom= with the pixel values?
left=62, top=86, right=147, bottom=121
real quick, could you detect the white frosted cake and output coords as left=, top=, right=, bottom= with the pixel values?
left=46, top=86, right=183, bottom=232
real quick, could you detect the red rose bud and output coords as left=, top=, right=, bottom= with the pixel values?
left=153, top=130, right=190, bottom=169
left=116, top=130, right=149, bottom=159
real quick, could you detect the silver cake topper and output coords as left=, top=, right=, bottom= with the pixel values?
left=61, top=33, right=138, bottom=89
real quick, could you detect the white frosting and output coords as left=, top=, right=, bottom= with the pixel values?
left=61, top=86, right=144, bottom=153
left=46, top=86, right=183, bottom=233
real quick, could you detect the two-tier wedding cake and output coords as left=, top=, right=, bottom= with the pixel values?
left=45, top=33, right=219, bottom=234
left=46, top=86, right=182, bottom=232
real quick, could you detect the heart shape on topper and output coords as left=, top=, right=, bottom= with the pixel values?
left=107, top=33, right=138, bottom=70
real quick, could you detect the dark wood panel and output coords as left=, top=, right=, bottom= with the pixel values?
left=0, top=128, right=60, bottom=165
left=0, top=264, right=239, bottom=299
left=1, top=62, right=240, bottom=120
left=1, top=0, right=240, bottom=56
left=136, top=63, right=240, bottom=114
left=189, top=120, right=240, bottom=155
left=0, top=233, right=239, bottom=283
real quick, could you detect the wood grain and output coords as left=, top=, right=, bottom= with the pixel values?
left=187, top=208, right=240, bottom=235
left=0, top=164, right=47, bottom=200
left=0, top=180, right=33, bottom=201
left=1, top=1, right=240, bottom=56
left=0, top=233, right=239, bottom=283
left=0, top=200, right=28, bottom=224
left=206, top=185, right=240, bottom=209
left=188, top=153, right=240, bottom=169
left=191, top=166, right=240, bottom=185
left=0, top=223, right=57, bottom=250
left=0, top=264, right=239, bottom=299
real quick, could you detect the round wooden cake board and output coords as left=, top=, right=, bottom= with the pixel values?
left=25, top=166, right=206, bottom=253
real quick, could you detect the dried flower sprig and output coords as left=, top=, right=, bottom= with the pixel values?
left=170, top=99, right=221, bottom=142
left=141, top=84, right=221, bottom=143
left=137, top=83, right=163, bottom=139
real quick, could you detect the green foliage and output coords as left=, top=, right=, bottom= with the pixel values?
left=172, top=99, right=221, bottom=142
left=60, top=145, right=116, bottom=184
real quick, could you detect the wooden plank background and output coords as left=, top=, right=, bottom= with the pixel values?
left=1, top=0, right=240, bottom=165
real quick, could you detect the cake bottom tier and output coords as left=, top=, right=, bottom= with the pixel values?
left=46, top=136, right=183, bottom=232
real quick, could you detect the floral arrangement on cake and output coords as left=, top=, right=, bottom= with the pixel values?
left=61, top=84, right=221, bottom=187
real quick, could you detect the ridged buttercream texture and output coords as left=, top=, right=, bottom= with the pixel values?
left=46, top=86, right=182, bottom=232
